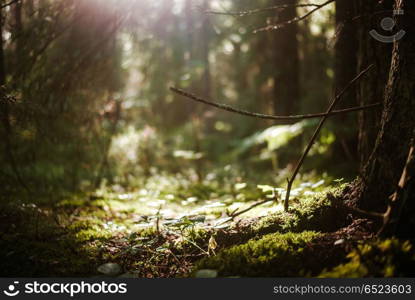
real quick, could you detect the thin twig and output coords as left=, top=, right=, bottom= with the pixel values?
left=206, top=3, right=321, bottom=17
left=228, top=198, right=275, bottom=219
left=1, top=0, right=19, bottom=9
left=174, top=231, right=209, bottom=256
left=327, top=193, right=384, bottom=220
left=254, top=0, right=335, bottom=33
left=170, top=87, right=380, bottom=123
left=283, top=64, right=374, bottom=211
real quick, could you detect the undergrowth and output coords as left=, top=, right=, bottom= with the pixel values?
left=1, top=178, right=413, bottom=278
left=319, top=239, right=415, bottom=277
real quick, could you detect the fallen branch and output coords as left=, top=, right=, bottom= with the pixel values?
left=283, top=64, right=374, bottom=211
left=170, top=87, right=380, bottom=123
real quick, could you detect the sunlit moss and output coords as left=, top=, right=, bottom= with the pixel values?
left=251, top=188, right=347, bottom=235
left=74, top=228, right=113, bottom=242
left=194, top=231, right=320, bottom=277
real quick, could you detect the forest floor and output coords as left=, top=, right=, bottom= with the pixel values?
left=1, top=173, right=414, bottom=278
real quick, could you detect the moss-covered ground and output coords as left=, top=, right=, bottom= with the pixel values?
left=1, top=174, right=414, bottom=278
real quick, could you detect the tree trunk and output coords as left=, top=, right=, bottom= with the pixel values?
left=332, top=0, right=358, bottom=163
left=200, top=0, right=211, bottom=99
left=355, top=0, right=415, bottom=217
left=184, top=0, right=208, bottom=181
left=0, top=4, right=29, bottom=191
left=271, top=0, right=300, bottom=116
left=12, top=0, right=23, bottom=79
left=356, top=0, right=394, bottom=169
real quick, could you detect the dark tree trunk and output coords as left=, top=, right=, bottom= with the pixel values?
left=356, top=0, right=394, bottom=169
left=271, top=0, right=300, bottom=116
left=0, top=6, right=5, bottom=86
left=355, top=0, right=415, bottom=220
left=332, top=0, right=358, bottom=163
left=12, top=0, right=23, bottom=76
left=0, top=4, right=28, bottom=191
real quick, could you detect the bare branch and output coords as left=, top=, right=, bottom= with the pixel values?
left=254, top=0, right=335, bottom=33
left=170, top=87, right=380, bottom=123
left=379, top=137, right=415, bottom=236
left=1, top=0, right=19, bottom=9
left=228, top=198, right=275, bottom=220
left=283, top=64, right=374, bottom=211
left=206, top=3, right=321, bottom=17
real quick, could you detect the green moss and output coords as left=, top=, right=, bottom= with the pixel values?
left=0, top=225, right=100, bottom=277
left=0, top=201, right=110, bottom=277
left=194, top=231, right=320, bottom=277
left=184, top=188, right=348, bottom=257
left=75, top=227, right=113, bottom=242
left=251, top=189, right=347, bottom=236
left=57, top=197, right=110, bottom=210
left=319, top=239, right=415, bottom=277
left=57, top=197, right=88, bottom=208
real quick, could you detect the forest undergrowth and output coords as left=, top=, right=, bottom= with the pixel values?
left=1, top=171, right=414, bottom=278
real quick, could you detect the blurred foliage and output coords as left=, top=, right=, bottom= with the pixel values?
left=1, top=0, right=126, bottom=195
left=0, top=0, right=341, bottom=197
left=319, top=239, right=415, bottom=277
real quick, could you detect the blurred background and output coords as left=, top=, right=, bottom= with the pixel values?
left=0, top=0, right=352, bottom=199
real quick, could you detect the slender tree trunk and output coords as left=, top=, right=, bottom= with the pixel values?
left=27, top=0, right=34, bottom=16
left=271, top=0, right=300, bottom=116
left=332, top=0, right=358, bottom=162
left=355, top=0, right=415, bottom=218
left=0, top=6, right=5, bottom=86
left=94, top=100, right=121, bottom=189
left=200, top=0, right=211, bottom=99
left=185, top=0, right=206, bottom=182
left=13, top=0, right=22, bottom=34
left=12, top=0, right=23, bottom=79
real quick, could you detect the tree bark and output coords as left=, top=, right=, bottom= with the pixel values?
left=356, top=0, right=394, bottom=169
left=355, top=0, right=415, bottom=217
